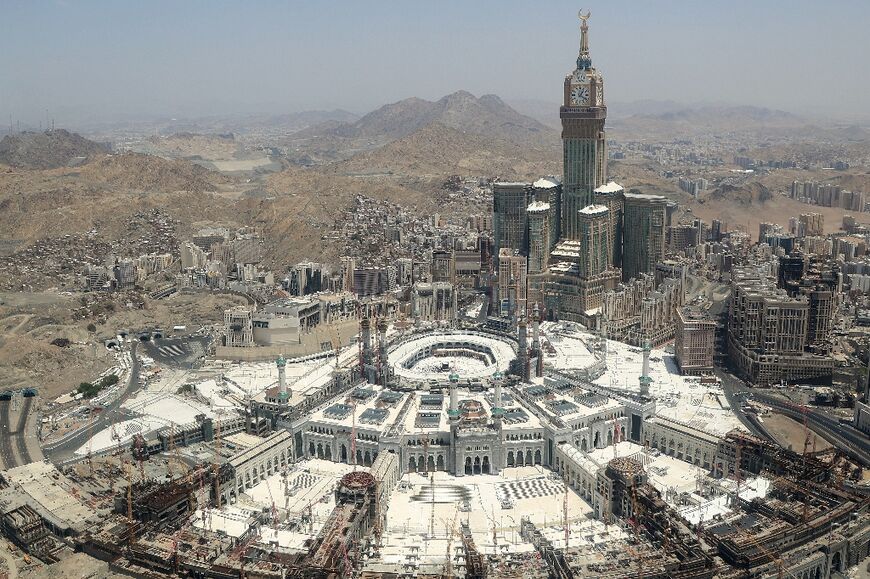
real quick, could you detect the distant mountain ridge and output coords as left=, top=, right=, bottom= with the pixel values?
left=643, top=105, right=801, bottom=124
left=0, top=129, right=110, bottom=169
left=296, top=91, right=555, bottom=146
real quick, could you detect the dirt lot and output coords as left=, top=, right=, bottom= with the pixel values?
left=761, top=412, right=832, bottom=453
left=0, top=290, right=247, bottom=400
left=19, top=551, right=123, bottom=579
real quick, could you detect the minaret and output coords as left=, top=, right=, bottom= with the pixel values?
left=492, top=372, right=503, bottom=413
left=448, top=371, right=460, bottom=476
left=518, top=319, right=530, bottom=382
left=361, top=318, right=372, bottom=363
left=277, top=355, right=289, bottom=402
left=639, top=341, right=652, bottom=398
left=532, top=303, right=543, bottom=378
left=377, top=318, right=389, bottom=385
left=448, top=372, right=460, bottom=419
left=360, top=317, right=373, bottom=383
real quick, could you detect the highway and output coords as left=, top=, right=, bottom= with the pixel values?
left=43, top=341, right=141, bottom=465
left=716, top=368, right=870, bottom=467
left=0, top=395, right=36, bottom=469
left=0, top=400, right=14, bottom=469
left=750, top=390, right=870, bottom=467
left=16, top=396, right=33, bottom=465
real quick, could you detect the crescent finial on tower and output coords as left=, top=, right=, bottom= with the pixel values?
left=577, top=9, right=592, bottom=68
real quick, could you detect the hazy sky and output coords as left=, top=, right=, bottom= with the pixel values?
left=2, top=0, right=869, bottom=126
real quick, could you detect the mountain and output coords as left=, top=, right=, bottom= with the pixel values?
left=610, top=105, right=807, bottom=140
left=78, top=152, right=231, bottom=192
left=285, top=91, right=558, bottom=169
left=0, top=129, right=110, bottom=169
left=328, top=122, right=559, bottom=180
left=648, top=105, right=801, bottom=125
left=296, top=91, right=554, bottom=144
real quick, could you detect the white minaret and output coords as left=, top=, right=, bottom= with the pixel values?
left=639, top=341, right=651, bottom=398
left=448, top=372, right=459, bottom=420
left=277, top=355, right=288, bottom=402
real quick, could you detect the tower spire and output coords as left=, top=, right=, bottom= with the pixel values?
left=577, top=10, right=592, bottom=69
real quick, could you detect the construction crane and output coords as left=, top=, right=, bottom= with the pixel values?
left=331, top=326, right=342, bottom=369
left=86, top=405, right=96, bottom=476
left=628, top=478, right=645, bottom=579
left=612, top=416, right=621, bottom=459
left=167, top=423, right=176, bottom=480
left=134, top=434, right=146, bottom=482
left=351, top=402, right=358, bottom=471
left=444, top=509, right=459, bottom=578
left=211, top=418, right=222, bottom=509
left=109, top=415, right=123, bottom=494
left=734, top=439, right=743, bottom=502
left=124, top=457, right=135, bottom=546
left=563, top=470, right=570, bottom=550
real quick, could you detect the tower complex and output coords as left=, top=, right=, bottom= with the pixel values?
left=561, top=11, right=608, bottom=240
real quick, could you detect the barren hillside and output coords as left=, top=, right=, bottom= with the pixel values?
left=326, top=122, right=559, bottom=181
left=0, top=129, right=110, bottom=169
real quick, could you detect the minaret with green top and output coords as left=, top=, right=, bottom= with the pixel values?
left=639, top=341, right=652, bottom=398
left=277, top=355, right=289, bottom=403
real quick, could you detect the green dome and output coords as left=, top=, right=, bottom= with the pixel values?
left=449, top=372, right=459, bottom=382
left=276, top=355, right=286, bottom=368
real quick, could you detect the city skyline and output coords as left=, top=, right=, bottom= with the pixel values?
left=2, top=0, right=870, bottom=126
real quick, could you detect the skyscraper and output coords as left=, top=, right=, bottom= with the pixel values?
left=622, top=193, right=667, bottom=282
left=594, top=181, right=624, bottom=268
left=493, top=182, right=531, bottom=260
left=561, top=12, right=607, bottom=240
left=576, top=205, right=611, bottom=278
left=526, top=201, right=551, bottom=274
left=532, top=176, right=562, bottom=251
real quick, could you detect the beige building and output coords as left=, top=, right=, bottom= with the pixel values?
left=727, top=267, right=833, bottom=384
left=497, top=248, right=527, bottom=316
left=674, top=306, right=716, bottom=375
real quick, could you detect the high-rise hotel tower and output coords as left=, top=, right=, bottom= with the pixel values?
left=561, top=11, right=607, bottom=240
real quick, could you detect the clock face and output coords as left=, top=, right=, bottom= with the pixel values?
left=570, top=85, right=590, bottom=105
left=596, top=85, right=604, bottom=105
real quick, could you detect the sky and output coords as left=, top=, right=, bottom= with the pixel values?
left=1, top=0, right=869, bottom=127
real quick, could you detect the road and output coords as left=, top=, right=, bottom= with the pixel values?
left=715, top=368, right=773, bottom=440
left=15, top=397, right=32, bottom=465
left=0, top=395, right=37, bottom=469
left=43, top=341, right=142, bottom=465
left=716, top=368, right=870, bottom=467
left=750, top=391, right=870, bottom=467
left=0, top=400, right=14, bottom=469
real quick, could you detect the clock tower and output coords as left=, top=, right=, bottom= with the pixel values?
left=561, top=11, right=607, bottom=240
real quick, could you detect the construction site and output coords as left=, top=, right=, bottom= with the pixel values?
left=0, top=311, right=863, bottom=578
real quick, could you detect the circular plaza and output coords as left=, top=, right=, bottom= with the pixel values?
left=387, top=330, right=515, bottom=382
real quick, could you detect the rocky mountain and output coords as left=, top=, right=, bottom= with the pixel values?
left=290, top=91, right=556, bottom=155
left=284, top=91, right=559, bottom=173
left=328, top=122, right=559, bottom=181
left=78, top=152, right=231, bottom=192
left=0, top=129, right=110, bottom=169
